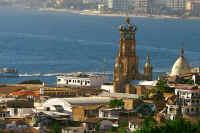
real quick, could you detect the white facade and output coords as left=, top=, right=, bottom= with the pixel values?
left=175, top=88, right=200, bottom=100
left=83, top=0, right=102, bottom=4
left=101, top=84, right=114, bottom=93
left=128, top=120, right=143, bottom=132
left=166, top=104, right=179, bottom=120
left=137, top=80, right=158, bottom=86
left=133, top=0, right=149, bottom=13
left=0, top=98, right=16, bottom=103
left=175, top=88, right=200, bottom=115
left=57, top=73, right=109, bottom=88
left=99, top=108, right=120, bottom=119
left=42, top=97, right=111, bottom=113
left=7, top=108, right=33, bottom=118
left=167, top=87, right=200, bottom=119
left=166, top=0, right=186, bottom=10
left=108, top=0, right=129, bottom=10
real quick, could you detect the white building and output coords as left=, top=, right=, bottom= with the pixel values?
left=98, top=91, right=140, bottom=99
left=42, top=97, right=111, bottom=113
left=6, top=100, right=33, bottom=118
left=132, top=80, right=158, bottom=86
left=0, top=98, right=16, bottom=103
left=166, top=0, right=186, bottom=11
left=166, top=85, right=200, bottom=120
left=108, top=0, right=129, bottom=11
left=82, top=0, right=102, bottom=4
left=175, top=87, right=200, bottom=115
left=128, top=118, right=144, bottom=132
left=133, top=0, right=150, bottom=13
left=101, top=83, right=114, bottom=93
left=99, top=108, right=121, bottom=120
left=57, top=72, right=109, bottom=88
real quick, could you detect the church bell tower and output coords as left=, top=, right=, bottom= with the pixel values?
left=144, top=55, right=153, bottom=81
left=113, top=17, right=139, bottom=93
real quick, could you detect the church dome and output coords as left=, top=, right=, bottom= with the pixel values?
left=170, top=48, right=191, bottom=76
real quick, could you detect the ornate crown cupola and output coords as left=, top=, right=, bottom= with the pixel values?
left=113, top=17, right=139, bottom=93
left=118, top=17, right=137, bottom=40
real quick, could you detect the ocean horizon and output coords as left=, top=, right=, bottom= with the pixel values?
left=0, top=7, right=200, bottom=86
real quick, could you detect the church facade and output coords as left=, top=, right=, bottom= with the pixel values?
left=113, top=17, right=153, bottom=93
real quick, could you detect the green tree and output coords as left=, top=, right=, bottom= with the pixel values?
left=52, top=121, right=61, bottom=133
left=109, top=99, right=124, bottom=108
left=96, top=122, right=101, bottom=131
left=135, top=119, right=198, bottom=133
left=142, top=117, right=156, bottom=128
left=119, top=120, right=129, bottom=128
left=156, top=80, right=166, bottom=88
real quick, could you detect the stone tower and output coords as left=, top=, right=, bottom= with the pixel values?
left=113, top=17, right=139, bottom=93
left=144, top=55, right=153, bottom=81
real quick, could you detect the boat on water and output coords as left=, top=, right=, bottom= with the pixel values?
left=0, top=68, right=19, bottom=78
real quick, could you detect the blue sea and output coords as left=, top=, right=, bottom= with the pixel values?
left=0, top=7, right=200, bottom=86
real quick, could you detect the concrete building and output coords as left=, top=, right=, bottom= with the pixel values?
left=186, top=0, right=200, bottom=16
left=57, top=72, right=109, bottom=88
left=42, top=97, right=111, bottom=113
left=101, top=83, right=114, bottom=93
left=83, top=0, right=102, bottom=4
left=108, top=0, right=129, bottom=11
left=166, top=0, right=186, bottom=11
left=166, top=85, right=200, bottom=120
left=133, top=0, right=151, bottom=13
left=128, top=118, right=144, bottom=132
left=99, top=108, right=121, bottom=119
left=6, top=100, right=33, bottom=118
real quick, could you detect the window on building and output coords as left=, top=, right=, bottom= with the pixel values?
left=85, top=110, right=97, bottom=117
left=54, top=105, right=64, bottom=112
left=69, top=80, right=71, bottom=82
left=169, top=108, right=176, bottom=113
left=57, top=79, right=61, bottom=82
left=77, top=80, right=80, bottom=83
left=191, top=108, right=194, bottom=112
left=14, top=108, right=18, bottom=116
left=192, top=100, right=194, bottom=103
left=46, top=107, right=50, bottom=111
left=196, top=108, right=199, bottom=112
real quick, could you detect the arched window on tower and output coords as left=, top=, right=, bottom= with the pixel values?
left=123, top=44, right=126, bottom=55
left=131, top=64, right=135, bottom=73
left=120, top=63, right=124, bottom=72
